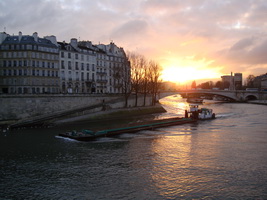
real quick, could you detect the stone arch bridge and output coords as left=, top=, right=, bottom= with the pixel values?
left=159, top=89, right=267, bottom=102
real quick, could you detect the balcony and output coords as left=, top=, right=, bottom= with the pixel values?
left=96, top=72, right=107, bottom=76
left=96, top=79, right=108, bottom=83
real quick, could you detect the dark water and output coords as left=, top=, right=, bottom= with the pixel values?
left=1, top=96, right=267, bottom=200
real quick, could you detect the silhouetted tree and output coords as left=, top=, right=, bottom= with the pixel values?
left=113, top=56, right=131, bottom=107
left=127, top=52, right=144, bottom=106
left=215, top=81, right=223, bottom=89
left=191, top=80, right=196, bottom=89
left=246, top=74, right=255, bottom=87
left=148, top=60, right=162, bottom=105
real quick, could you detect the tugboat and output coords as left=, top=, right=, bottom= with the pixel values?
left=186, top=104, right=215, bottom=120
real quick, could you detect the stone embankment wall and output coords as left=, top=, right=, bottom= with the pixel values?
left=0, top=94, right=154, bottom=123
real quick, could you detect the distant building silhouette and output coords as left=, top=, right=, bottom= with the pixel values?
left=221, top=72, right=242, bottom=90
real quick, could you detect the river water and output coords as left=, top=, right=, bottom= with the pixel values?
left=1, top=95, right=267, bottom=200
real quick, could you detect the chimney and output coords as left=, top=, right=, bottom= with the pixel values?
left=19, top=31, right=22, bottom=41
left=70, top=38, right=78, bottom=48
left=44, top=35, right=58, bottom=46
left=33, top=32, right=38, bottom=42
left=0, top=32, right=8, bottom=44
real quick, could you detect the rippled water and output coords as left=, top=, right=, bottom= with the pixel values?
left=1, top=96, right=267, bottom=199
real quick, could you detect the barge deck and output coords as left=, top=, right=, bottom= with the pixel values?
left=58, top=117, right=197, bottom=141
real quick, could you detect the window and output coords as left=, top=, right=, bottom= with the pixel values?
left=61, top=61, right=65, bottom=69
left=68, top=53, right=71, bottom=58
left=75, top=54, right=78, bottom=59
left=81, top=72, right=84, bottom=81
left=68, top=71, right=72, bottom=80
left=61, top=52, right=64, bottom=58
left=61, top=71, right=65, bottom=80
left=75, top=62, right=79, bottom=70
left=68, top=61, right=71, bottom=70
left=87, top=64, right=89, bottom=71
left=81, top=63, right=84, bottom=70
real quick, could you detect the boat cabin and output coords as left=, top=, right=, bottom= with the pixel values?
left=186, top=104, right=215, bottom=120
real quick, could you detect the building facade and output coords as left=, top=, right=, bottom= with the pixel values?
left=0, top=31, right=131, bottom=94
left=253, top=73, right=267, bottom=90
left=58, top=39, right=98, bottom=94
left=96, top=42, right=131, bottom=94
left=0, top=32, right=60, bottom=94
left=221, top=72, right=243, bottom=90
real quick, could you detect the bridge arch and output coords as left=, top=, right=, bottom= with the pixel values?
left=245, top=95, right=258, bottom=101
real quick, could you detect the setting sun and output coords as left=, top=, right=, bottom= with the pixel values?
left=160, top=57, right=222, bottom=84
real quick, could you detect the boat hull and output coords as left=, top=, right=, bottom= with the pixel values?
left=58, top=118, right=197, bottom=141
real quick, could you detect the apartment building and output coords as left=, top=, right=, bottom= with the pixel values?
left=58, top=39, right=98, bottom=93
left=97, top=42, right=131, bottom=93
left=0, top=31, right=130, bottom=94
left=0, top=32, right=60, bottom=94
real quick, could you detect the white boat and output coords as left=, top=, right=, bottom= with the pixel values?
left=186, top=104, right=215, bottom=120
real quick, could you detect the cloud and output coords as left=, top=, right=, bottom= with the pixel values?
left=111, top=20, right=149, bottom=40
left=0, top=0, right=267, bottom=78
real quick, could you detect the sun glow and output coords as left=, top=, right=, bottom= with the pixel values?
left=159, top=56, right=222, bottom=84
left=161, top=66, right=221, bottom=84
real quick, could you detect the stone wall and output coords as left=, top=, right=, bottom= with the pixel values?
left=0, top=94, right=154, bottom=122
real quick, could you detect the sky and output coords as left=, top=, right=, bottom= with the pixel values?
left=1, top=0, right=267, bottom=84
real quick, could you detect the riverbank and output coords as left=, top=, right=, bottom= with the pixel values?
left=247, top=100, right=267, bottom=105
left=0, top=104, right=167, bottom=131
left=53, top=104, right=167, bottom=125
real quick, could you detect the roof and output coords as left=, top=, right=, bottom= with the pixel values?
left=2, top=35, right=57, bottom=48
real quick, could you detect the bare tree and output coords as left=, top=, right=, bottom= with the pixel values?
left=127, top=52, right=144, bottom=107
left=140, top=56, right=149, bottom=106
left=246, top=74, right=255, bottom=87
left=148, top=60, right=162, bottom=106
left=113, top=56, right=131, bottom=107
left=191, top=80, right=196, bottom=89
